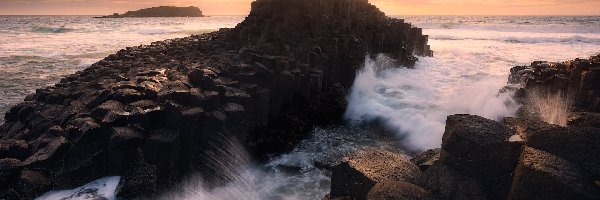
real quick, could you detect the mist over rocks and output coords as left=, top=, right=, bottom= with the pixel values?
left=327, top=55, right=600, bottom=200
left=0, top=0, right=433, bottom=199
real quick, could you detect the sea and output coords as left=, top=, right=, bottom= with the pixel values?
left=1, top=15, right=599, bottom=200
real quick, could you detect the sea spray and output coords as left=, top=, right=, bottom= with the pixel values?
left=529, top=89, right=574, bottom=127
left=35, top=176, right=121, bottom=200
left=159, top=125, right=403, bottom=200
left=345, top=55, right=519, bottom=150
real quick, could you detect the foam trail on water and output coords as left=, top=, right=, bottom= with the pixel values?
left=345, top=55, right=519, bottom=150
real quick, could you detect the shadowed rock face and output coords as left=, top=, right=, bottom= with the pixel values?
left=441, top=114, right=523, bottom=200
left=0, top=0, right=432, bottom=199
left=509, top=147, right=600, bottom=200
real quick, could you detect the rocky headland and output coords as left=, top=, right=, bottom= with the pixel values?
left=325, top=54, right=600, bottom=200
left=96, top=6, right=204, bottom=18
left=0, top=0, right=433, bottom=199
left=1, top=0, right=598, bottom=199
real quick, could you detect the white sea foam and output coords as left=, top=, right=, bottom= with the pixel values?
left=158, top=126, right=399, bottom=200
left=342, top=16, right=600, bottom=151
left=345, top=54, right=519, bottom=150
left=36, top=176, right=121, bottom=200
left=10, top=15, right=600, bottom=199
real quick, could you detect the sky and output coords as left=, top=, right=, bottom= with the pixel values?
left=0, top=0, right=599, bottom=16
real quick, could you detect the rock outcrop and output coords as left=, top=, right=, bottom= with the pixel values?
left=327, top=55, right=600, bottom=199
left=509, top=54, right=600, bottom=113
left=0, top=0, right=432, bottom=199
left=96, top=6, right=204, bottom=18
left=330, top=150, right=423, bottom=200
left=509, top=147, right=599, bottom=200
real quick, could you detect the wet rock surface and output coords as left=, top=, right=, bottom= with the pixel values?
left=416, top=162, right=488, bottom=200
left=0, top=0, right=432, bottom=199
left=509, top=54, right=600, bottom=113
left=328, top=54, right=600, bottom=199
left=330, top=150, right=422, bottom=200
left=441, top=114, right=522, bottom=200
left=366, top=181, right=438, bottom=200
left=411, top=148, right=440, bottom=171
left=509, top=147, right=600, bottom=200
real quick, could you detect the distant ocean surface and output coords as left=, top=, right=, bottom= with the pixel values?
left=2, top=15, right=600, bottom=200
left=0, top=16, right=244, bottom=124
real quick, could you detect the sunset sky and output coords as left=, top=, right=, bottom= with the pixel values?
left=0, top=0, right=599, bottom=16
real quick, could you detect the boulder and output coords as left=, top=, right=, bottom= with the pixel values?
left=568, top=112, right=600, bottom=128
left=366, top=181, right=438, bottom=200
left=502, top=117, right=559, bottom=140
left=112, top=88, right=146, bottom=104
left=415, top=163, right=487, bottom=200
left=15, top=170, right=51, bottom=199
left=109, top=127, right=144, bottom=149
left=91, top=100, right=124, bottom=119
left=411, top=148, right=440, bottom=171
left=441, top=114, right=523, bottom=200
left=508, top=147, right=600, bottom=200
left=0, top=158, right=22, bottom=186
left=0, top=139, right=29, bottom=160
left=330, top=150, right=422, bottom=200
left=525, top=126, right=600, bottom=177
left=23, top=136, right=69, bottom=167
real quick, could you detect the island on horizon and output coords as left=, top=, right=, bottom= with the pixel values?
left=95, top=6, right=204, bottom=18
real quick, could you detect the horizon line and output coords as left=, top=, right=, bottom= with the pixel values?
left=1, top=14, right=599, bottom=17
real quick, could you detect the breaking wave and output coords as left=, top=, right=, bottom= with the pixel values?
left=31, top=26, right=75, bottom=33
left=345, top=55, right=519, bottom=150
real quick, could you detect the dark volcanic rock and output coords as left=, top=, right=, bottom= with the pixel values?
left=0, top=139, right=29, bottom=160
left=0, top=158, right=22, bottom=186
left=508, top=147, right=600, bottom=200
left=411, top=148, right=440, bottom=171
left=525, top=126, right=600, bottom=177
left=330, top=150, right=422, bottom=200
left=23, top=136, right=69, bottom=167
left=568, top=112, right=600, bottom=128
left=0, top=0, right=432, bottom=198
left=415, top=163, right=488, bottom=200
left=441, top=114, right=523, bottom=200
left=15, top=170, right=51, bottom=200
left=509, top=54, right=600, bottom=112
left=366, top=181, right=438, bottom=200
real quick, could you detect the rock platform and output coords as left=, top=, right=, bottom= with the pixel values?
left=0, top=0, right=432, bottom=199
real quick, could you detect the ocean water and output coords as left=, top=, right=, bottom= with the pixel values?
left=2, top=16, right=599, bottom=199
left=0, top=16, right=244, bottom=124
left=347, top=15, right=600, bottom=150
